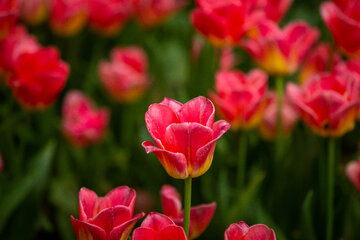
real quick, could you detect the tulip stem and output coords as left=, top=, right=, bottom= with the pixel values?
left=237, top=131, right=247, bottom=191
left=326, top=138, right=336, bottom=240
left=183, top=177, right=192, bottom=237
left=275, top=76, right=284, bottom=161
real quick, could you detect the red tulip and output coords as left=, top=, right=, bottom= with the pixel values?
left=99, top=46, right=150, bottom=103
left=225, top=221, right=276, bottom=240
left=321, top=0, right=360, bottom=58
left=243, top=20, right=319, bottom=76
left=160, top=185, right=216, bottom=239
left=299, top=43, right=341, bottom=85
left=346, top=159, right=360, bottom=192
left=88, top=0, right=132, bottom=36
left=209, top=70, right=268, bottom=130
left=132, top=0, right=186, bottom=27
left=7, top=47, right=69, bottom=109
left=142, top=96, right=230, bottom=179
left=259, top=91, right=299, bottom=140
left=0, top=0, right=18, bottom=40
left=0, top=25, right=40, bottom=73
left=49, top=0, right=88, bottom=36
left=19, top=0, right=48, bottom=25
left=61, top=91, right=110, bottom=147
left=246, top=0, right=293, bottom=23
left=71, top=186, right=145, bottom=240
left=132, top=212, right=187, bottom=240
left=191, top=0, right=259, bottom=47
left=286, top=72, right=360, bottom=137
left=334, top=58, right=360, bottom=85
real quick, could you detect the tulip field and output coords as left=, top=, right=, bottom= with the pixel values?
left=1, top=0, right=360, bottom=240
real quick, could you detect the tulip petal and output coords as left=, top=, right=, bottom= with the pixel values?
left=346, top=160, right=360, bottom=192
left=142, top=141, right=188, bottom=179
left=79, top=187, right=99, bottom=221
left=71, top=216, right=107, bottom=240
left=160, top=185, right=182, bottom=219
left=244, top=224, right=276, bottom=240
left=158, top=225, right=187, bottom=240
left=132, top=227, right=157, bottom=240
left=188, top=203, right=216, bottom=239
left=160, top=97, right=183, bottom=113
left=141, top=212, right=176, bottom=231
left=109, top=212, right=145, bottom=240
left=225, top=221, right=249, bottom=240
left=105, top=186, right=136, bottom=216
left=178, top=96, right=215, bottom=128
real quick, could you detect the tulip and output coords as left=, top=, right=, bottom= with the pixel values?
left=191, top=0, right=259, bottom=47
left=346, top=159, right=360, bottom=192
left=142, top=96, right=230, bottom=179
left=209, top=70, right=268, bottom=130
left=299, top=43, right=341, bottom=85
left=243, top=20, right=319, bottom=76
left=0, top=0, right=19, bottom=40
left=321, top=0, right=360, bottom=58
left=0, top=25, right=39, bottom=73
left=161, top=185, right=216, bottom=239
left=99, top=46, right=150, bottom=103
left=88, top=0, right=132, bottom=36
left=19, top=0, right=48, bottom=25
left=219, top=47, right=237, bottom=71
left=190, top=35, right=205, bottom=63
left=49, top=0, right=88, bottom=36
left=246, top=0, right=293, bottom=23
left=225, top=221, right=276, bottom=240
left=132, top=212, right=187, bottom=240
left=7, top=47, right=69, bottom=109
left=61, top=91, right=110, bottom=147
left=71, top=186, right=145, bottom=240
left=334, top=58, right=360, bottom=85
left=259, top=91, right=299, bottom=140
left=286, top=72, right=360, bottom=137
left=132, top=0, right=186, bottom=27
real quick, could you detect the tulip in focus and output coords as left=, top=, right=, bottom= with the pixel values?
left=49, top=0, right=88, bottom=36
left=225, top=221, right=276, bottom=240
left=132, top=0, right=186, bottom=27
left=243, top=20, right=319, bottom=76
left=321, top=0, right=360, bottom=58
left=71, top=186, right=145, bottom=240
left=209, top=70, right=268, bottom=130
left=161, top=185, right=216, bottom=239
left=259, top=91, right=299, bottom=140
left=299, top=43, right=341, bottom=85
left=142, top=96, right=230, bottom=179
left=132, top=212, right=187, bottom=240
left=346, top=159, right=360, bottom=192
left=88, top=0, right=132, bottom=36
left=0, top=0, right=18, bottom=40
left=286, top=72, right=360, bottom=137
left=7, top=47, right=69, bottom=109
left=99, top=47, right=150, bottom=103
left=19, top=0, right=48, bottom=25
left=62, top=91, right=109, bottom=147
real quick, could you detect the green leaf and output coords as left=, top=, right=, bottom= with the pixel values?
left=301, top=190, right=316, bottom=240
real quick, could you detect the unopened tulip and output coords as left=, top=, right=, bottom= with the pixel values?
left=259, top=91, right=299, bottom=140
left=225, top=221, right=276, bottom=240
left=19, top=0, right=48, bottom=25
left=142, top=96, right=230, bottom=179
left=71, top=186, right=144, bottom=240
left=346, top=159, right=360, bottom=192
left=209, top=70, right=268, bottom=130
left=132, top=0, right=186, bottom=27
left=0, top=0, right=18, bottom=39
left=61, top=91, right=109, bottom=147
left=49, top=0, right=88, bottom=36
left=299, top=43, right=341, bottom=85
left=132, top=212, right=187, bottom=240
left=243, top=20, right=319, bottom=76
left=286, top=72, right=360, bottom=137
left=161, top=185, right=216, bottom=239
left=99, top=47, right=150, bottom=102
left=321, top=0, right=360, bottom=58
left=7, top=47, right=69, bottom=109
left=88, top=0, right=132, bottom=36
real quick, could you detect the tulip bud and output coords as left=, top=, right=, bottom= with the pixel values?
left=346, top=159, right=360, bottom=192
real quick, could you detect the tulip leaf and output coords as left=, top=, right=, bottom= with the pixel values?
left=301, top=190, right=316, bottom=240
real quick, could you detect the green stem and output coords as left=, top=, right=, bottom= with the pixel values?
left=326, top=138, right=336, bottom=240
left=275, top=76, right=284, bottom=161
left=237, top=131, right=247, bottom=191
left=183, top=177, right=192, bottom=237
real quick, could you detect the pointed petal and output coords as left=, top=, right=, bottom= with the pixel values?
left=105, top=186, right=136, bottom=216
left=188, top=202, right=216, bottom=239
left=244, top=224, right=276, bottom=240
left=109, top=213, right=145, bottom=240
left=160, top=97, right=183, bottom=113
left=178, top=96, right=215, bottom=128
left=79, top=187, right=99, bottom=221
left=71, top=216, right=107, bottom=240
left=158, top=225, right=187, bottom=240
left=140, top=212, right=176, bottom=231
left=225, top=221, right=249, bottom=240
left=160, top=185, right=182, bottom=219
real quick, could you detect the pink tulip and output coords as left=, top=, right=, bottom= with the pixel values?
left=132, top=212, right=187, bottom=240
left=142, top=96, right=230, bottom=179
left=0, top=0, right=18, bottom=40
left=209, top=70, right=268, bottom=130
left=71, top=186, right=144, bottom=240
left=334, top=58, right=360, bottom=85
left=346, top=159, right=360, bottom=192
left=161, top=185, right=216, bottom=239
left=246, top=0, right=293, bottom=23
left=219, top=47, right=237, bottom=71
left=99, top=46, right=150, bottom=103
left=61, top=91, right=110, bottom=147
left=225, top=221, right=276, bottom=240
left=19, top=0, right=48, bottom=25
